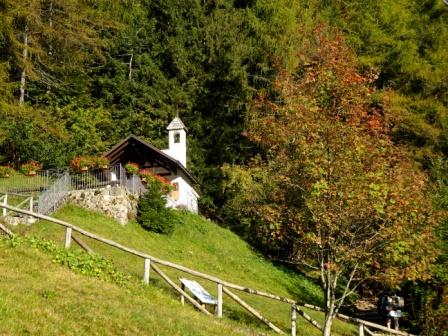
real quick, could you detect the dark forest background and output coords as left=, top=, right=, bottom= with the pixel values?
left=0, top=1, right=446, bottom=333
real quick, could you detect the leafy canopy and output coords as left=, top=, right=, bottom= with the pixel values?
left=223, top=26, right=442, bottom=335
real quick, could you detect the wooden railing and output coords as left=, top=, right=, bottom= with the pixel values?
left=0, top=192, right=34, bottom=217
left=0, top=203, right=417, bottom=336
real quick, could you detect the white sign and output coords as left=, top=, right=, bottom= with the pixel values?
left=180, top=278, right=217, bottom=305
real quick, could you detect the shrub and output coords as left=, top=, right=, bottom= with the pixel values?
left=139, top=170, right=173, bottom=192
left=0, top=165, right=15, bottom=178
left=70, top=156, right=92, bottom=173
left=91, top=156, right=110, bottom=169
left=20, top=160, right=42, bottom=176
left=4, top=236, right=130, bottom=286
left=137, top=178, right=179, bottom=234
left=125, top=162, right=139, bottom=175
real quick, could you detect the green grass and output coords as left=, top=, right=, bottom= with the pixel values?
left=0, top=194, right=28, bottom=207
left=6, top=205, right=357, bottom=335
left=0, top=237, right=262, bottom=336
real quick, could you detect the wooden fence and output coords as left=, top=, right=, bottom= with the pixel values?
left=0, top=192, right=34, bottom=217
left=0, top=202, right=417, bottom=336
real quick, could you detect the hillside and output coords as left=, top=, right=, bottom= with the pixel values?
left=0, top=236, right=261, bottom=336
left=4, top=206, right=356, bottom=335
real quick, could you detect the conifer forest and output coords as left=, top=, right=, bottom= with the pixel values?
left=0, top=1, right=447, bottom=334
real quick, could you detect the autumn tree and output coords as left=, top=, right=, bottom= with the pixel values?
left=223, top=27, right=441, bottom=335
left=321, top=0, right=448, bottom=170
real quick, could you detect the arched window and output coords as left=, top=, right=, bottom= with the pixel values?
left=174, top=132, right=181, bottom=143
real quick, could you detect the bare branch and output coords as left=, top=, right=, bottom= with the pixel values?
left=335, top=263, right=359, bottom=314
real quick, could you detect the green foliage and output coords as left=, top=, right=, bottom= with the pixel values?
left=0, top=1, right=446, bottom=331
left=19, top=160, right=41, bottom=175
left=410, top=157, right=448, bottom=335
left=3, top=236, right=130, bottom=286
left=224, top=27, right=442, bottom=334
left=137, top=179, right=179, bottom=234
left=70, top=156, right=92, bottom=172
left=124, top=162, right=139, bottom=175
left=59, top=105, right=111, bottom=156
left=0, top=0, right=446, bottom=209
left=87, top=0, right=312, bottom=214
left=91, top=156, right=110, bottom=169
left=401, top=276, right=448, bottom=336
left=0, top=108, right=68, bottom=167
left=0, top=165, right=15, bottom=178
left=320, top=0, right=448, bottom=157
left=0, top=0, right=111, bottom=102
left=0, top=0, right=323, bottom=209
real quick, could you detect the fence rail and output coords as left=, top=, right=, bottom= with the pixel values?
left=38, top=172, right=70, bottom=215
left=0, top=168, right=66, bottom=194
left=0, top=203, right=417, bottom=336
left=0, top=166, right=126, bottom=195
left=0, top=193, right=34, bottom=217
left=1, top=164, right=146, bottom=215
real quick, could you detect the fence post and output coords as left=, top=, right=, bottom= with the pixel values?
left=65, top=227, right=72, bottom=249
left=291, top=304, right=297, bottom=336
left=143, top=258, right=151, bottom=284
left=119, top=164, right=124, bottom=187
left=359, top=323, right=364, bottom=336
left=217, top=283, right=223, bottom=318
left=180, top=282, right=185, bottom=306
left=2, top=194, right=7, bottom=217
left=29, top=196, right=33, bottom=212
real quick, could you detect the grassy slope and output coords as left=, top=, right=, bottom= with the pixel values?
left=0, top=238, right=260, bottom=336
left=7, top=205, right=356, bottom=335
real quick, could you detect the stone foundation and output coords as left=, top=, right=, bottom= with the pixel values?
left=64, top=186, right=138, bottom=225
left=2, top=215, right=37, bottom=226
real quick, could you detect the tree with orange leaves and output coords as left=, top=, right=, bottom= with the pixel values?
left=223, top=27, right=442, bottom=335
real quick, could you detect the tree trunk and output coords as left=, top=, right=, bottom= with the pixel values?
left=19, top=24, right=29, bottom=105
left=321, top=260, right=337, bottom=336
left=128, top=49, right=133, bottom=81
left=323, top=289, right=336, bottom=336
left=47, top=0, right=54, bottom=94
left=49, top=0, right=53, bottom=29
left=323, top=310, right=334, bottom=336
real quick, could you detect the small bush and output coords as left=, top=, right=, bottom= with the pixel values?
left=2, top=236, right=130, bottom=286
left=70, top=156, right=92, bottom=172
left=137, top=178, right=179, bottom=234
left=125, top=162, right=139, bottom=175
left=0, top=165, right=15, bottom=178
left=20, top=160, right=42, bottom=175
left=91, top=156, right=110, bottom=170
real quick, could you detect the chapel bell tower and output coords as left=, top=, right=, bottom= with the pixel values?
left=166, top=116, right=187, bottom=168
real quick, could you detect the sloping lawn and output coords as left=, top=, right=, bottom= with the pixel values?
left=10, top=205, right=356, bottom=335
left=0, top=237, right=266, bottom=336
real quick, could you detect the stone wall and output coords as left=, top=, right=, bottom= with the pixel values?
left=2, top=214, right=37, bottom=226
left=64, top=186, right=138, bottom=225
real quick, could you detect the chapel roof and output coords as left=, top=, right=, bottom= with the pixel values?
left=103, top=135, right=198, bottom=187
left=167, top=117, right=187, bottom=131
